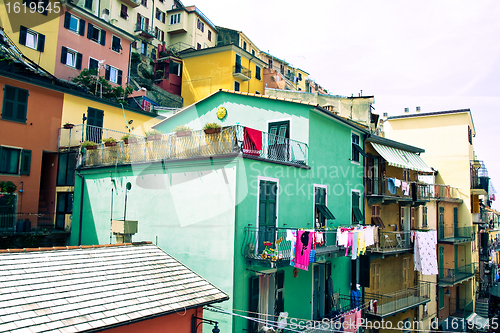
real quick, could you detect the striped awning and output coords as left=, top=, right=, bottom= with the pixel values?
left=371, top=142, right=433, bottom=173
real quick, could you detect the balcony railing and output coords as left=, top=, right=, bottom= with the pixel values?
left=365, top=282, right=431, bottom=318
left=471, top=160, right=489, bottom=194
left=233, top=65, right=251, bottom=81
left=119, top=0, right=140, bottom=7
left=438, top=226, right=474, bottom=243
left=448, top=298, right=474, bottom=319
left=370, top=230, right=413, bottom=254
left=430, top=184, right=460, bottom=200
left=0, top=213, right=57, bottom=232
left=58, top=124, right=143, bottom=149
left=365, top=178, right=430, bottom=201
left=78, top=126, right=309, bottom=168
left=135, top=23, right=155, bottom=39
left=242, top=227, right=342, bottom=264
left=439, top=263, right=476, bottom=286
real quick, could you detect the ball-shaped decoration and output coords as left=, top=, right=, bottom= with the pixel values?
left=217, top=106, right=227, bottom=120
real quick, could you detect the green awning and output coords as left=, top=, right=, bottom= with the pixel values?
left=371, top=142, right=433, bottom=173
left=317, top=204, right=335, bottom=220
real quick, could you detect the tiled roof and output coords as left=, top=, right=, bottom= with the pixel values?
left=0, top=242, right=228, bottom=333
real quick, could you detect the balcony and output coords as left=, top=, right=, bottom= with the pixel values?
left=429, top=184, right=462, bottom=202
left=119, top=0, right=139, bottom=7
left=135, top=23, right=155, bottom=39
left=58, top=125, right=139, bottom=150
left=471, top=160, right=489, bottom=195
left=439, top=263, right=476, bottom=286
left=233, top=65, right=251, bottom=81
left=77, top=126, right=309, bottom=169
left=438, top=226, right=474, bottom=244
left=365, top=177, right=430, bottom=205
left=365, top=282, right=431, bottom=318
left=369, top=230, right=413, bottom=255
left=241, top=227, right=342, bottom=266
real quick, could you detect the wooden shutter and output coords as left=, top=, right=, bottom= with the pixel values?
left=100, top=30, right=106, bottom=46
left=75, top=53, right=82, bottom=69
left=249, top=276, right=259, bottom=332
left=370, top=262, right=380, bottom=295
left=472, top=195, right=480, bottom=213
left=105, top=65, right=110, bottom=80
left=400, top=206, right=404, bottom=229
left=79, top=19, right=85, bottom=36
left=37, top=33, right=45, bottom=52
left=87, top=23, right=93, bottom=39
left=402, top=257, right=410, bottom=289
left=117, top=70, right=123, bottom=85
left=60, top=46, right=67, bottom=64
left=410, top=207, right=415, bottom=230
left=64, top=12, right=71, bottom=29
left=20, top=150, right=31, bottom=175
left=359, top=255, right=370, bottom=288
left=19, top=26, right=27, bottom=45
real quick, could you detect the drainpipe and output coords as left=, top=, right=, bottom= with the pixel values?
left=76, top=173, right=85, bottom=246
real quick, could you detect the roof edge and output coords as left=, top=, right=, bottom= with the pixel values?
left=366, top=134, right=425, bottom=153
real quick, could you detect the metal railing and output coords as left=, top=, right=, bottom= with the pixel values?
left=365, top=177, right=412, bottom=199
left=58, top=124, right=143, bottom=149
left=471, top=160, right=489, bottom=193
left=0, top=213, right=56, bottom=232
left=233, top=65, right=251, bottom=78
left=439, top=263, right=476, bottom=285
left=372, top=230, right=412, bottom=253
left=241, top=227, right=341, bottom=263
left=78, top=125, right=309, bottom=168
left=448, top=298, right=474, bottom=318
left=430, top=184, right=460, bottom=200
left=135, top=23, right=155, bottom=37
left=364, top=282, right=431, bottom=317
left=438, top=226, right=474, bottom=242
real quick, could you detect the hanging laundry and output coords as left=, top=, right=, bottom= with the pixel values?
left=242, top=127, right=262, bottom=156
left=357, top=229, right=366, bottom=256
left=351, top=232, right=358, bottom=260
left=345, top=232, right=353, bottom=257
left=402, top=181, right=410, bottom=196
left=337, top=227, right=348, bottom=247
left=287, top=230, right=297, bottom=267
left=314, top=232, right=324, bottom=246
left=394, top=178, right=401, bottom=187
left=365, top=226, right=375, bottom=247
left=294, top=230, right=313, bottom=271
left=387, top=178, right=397, bottom=195
left=414, top=230, right=438, bottom=275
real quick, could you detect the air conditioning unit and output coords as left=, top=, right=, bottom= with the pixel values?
left=102, top=14, right=109, bottom=22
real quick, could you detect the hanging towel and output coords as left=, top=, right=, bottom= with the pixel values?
left=288, top=230, right=297, bottom=267
left=351, top=232, right=358, bottom=260
left=387, top=178, right=397, bottom=194
left=345, top=232, right=353, bottom=256
left=414, top=230, right=438, bottom=275
left=295, top=230, right=313, bottom=271
left=338, top=228, right=348, bottom=247
left=394, top=178, right=401, bottom=187
left=365, top=226, right=375, bottom=247
left=357, top=230, right=366, bottom=256
left=243, top=127, right=262, bottom=156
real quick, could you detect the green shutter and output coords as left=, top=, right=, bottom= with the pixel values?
left=439, top=288, right=444, bottom=309
left=20, top=150, right=31, bottom=175
left=19, top=26, right=27, bottom=45
left=37, top=33, right=45, bottom=52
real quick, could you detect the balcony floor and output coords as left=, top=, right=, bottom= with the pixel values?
left=366, top=295, right=430, bottom=318
left=439, top=236, right=474, bottom=244
left=439, top=272, right=475, bottom=287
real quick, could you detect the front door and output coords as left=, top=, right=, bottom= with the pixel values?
left=439, top=246, right=444, bottom=279
left=268, top=121, right=290, bottom=162
left=313, top=264, right=326, bottom=320
left=258, top=180, right=277, bottom=255
left=86, top=107, right=104, bottom=143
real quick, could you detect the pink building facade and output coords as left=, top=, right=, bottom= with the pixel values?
left=55, top=5, right=134, bottom=87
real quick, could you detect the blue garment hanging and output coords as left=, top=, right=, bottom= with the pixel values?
left=387, top=178, right=397, bottom=195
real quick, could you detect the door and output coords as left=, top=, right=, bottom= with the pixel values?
left=370, top=262, right=380, bottom=295
left=439, top=246, right=444, bottom=279
left=268, top=121, right=290, bottom=162
left=314, top=187, right=326, bottom=228
left=86, top=107, right=103, bottom=143
left=439, top=207, right=445, bottom=239
left=235, top=54, right=242, bottom=73
left=373, top=156, right=379, bottom=194
left=55, top=192, right=73, bottom=230
left=402, top=257, right=410, bottom=289
left=258, top=180, right=277, bottom=254
left=313, top=264, right=326, bottom=320
left=453, top=207, right=459, bottom=238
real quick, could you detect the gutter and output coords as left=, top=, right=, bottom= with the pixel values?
left=76, top=173, right=85, bottom=246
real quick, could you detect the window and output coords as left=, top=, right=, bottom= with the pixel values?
left=352, top=190, right=363, bottom=224
left=0, top=147, right=31, bottom=175
left=84, top=0, right=92, bottom=10
left=87, top=24, right=106, bottom=45
left=298, top=73, right=302, bottom=81
left=2, top=85, right=29, bottom=123
left=268, top=59, right=273, bottom=69
left=105, top=65, right=122, bottom=85
left=314, top=186, right=335, bottom=228
left=155, top=28, right=164, bottom=42
left=439, top=287, right=444, bottom=309
left=422, top=206, right=428, bottom=228
left=468, top=126, right=472, bottom=145
left=19, top=26, right=45, bottom=51
left=61, top=47, right=82, bottom=69
left=141, top=0, right=147, bottom=7
left=243, top=41, right=247, bottom=50
left=255, top=66, right=261, bottom=80
left=403, top=168, right=410, bottom=181
left=169, top=61, right=181, bottom=76
left=140, top=41, right=147, bottom=55
left=88, top=58, right=99, bottom=74
left=55, top=192, right=73, bottom=230
left=234, top=81, right=240, bottom=92
left=156, top=8, right=165, bottom=23
left=208, top=30, right=211, bottom=41
left=111, top=36, right=122, bottom=53
left=64, top=12, right=85, bottom=36
left=351, top=133, right=366, bottom=163
left=57, top=152, right=76, bottom=186
left=276, top=271, right=284, bottom=314
left=197, top=43, right=201, bottom=50
left=120, top=4, right=128, bottom=18
left=197, top=19, right=204, bottom=32
left=137, top=14, right=149, bottom=31
left=170, top=13, right=181, bottom=25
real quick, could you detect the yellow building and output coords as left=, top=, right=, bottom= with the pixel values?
left=0, top=0, right=61, bottom=74
left=180, top=44, right=266, bottom=106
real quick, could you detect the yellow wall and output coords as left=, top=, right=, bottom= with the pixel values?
left=181, top=46, right=265, bottom=106
left=62, top=93, right=159, bottom=137
left=0, top=0, right=61, bottom=74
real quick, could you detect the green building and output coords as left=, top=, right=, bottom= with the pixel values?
left=70, top=89, right=368, bottom=332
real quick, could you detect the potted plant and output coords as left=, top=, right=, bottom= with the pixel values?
left=63, top=122, right=74, bottom=129
left=173, top=125, right=192, bottom=137
left=203, top=122, right=221, bottom=135
left=146, top=129, right=163, bottom=141
left=103, top=137, right=117, bottom=147
left=121, top=134, right=137, bottom=144
left=81, top=140, right=97, bottom=150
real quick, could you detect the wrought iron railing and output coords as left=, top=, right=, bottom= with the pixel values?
left=365, top=177, right=412, bottom=199
left=364, top=282, right=431, bottom=317
left=371, top=230, right=412, bottom=253
left=0, top=213, right=56, bottom=232
left=471, top=160, right=489, bottom=193
left=430, top=184, right=460, bottom=200
left=241, top=227, right=341, bottom=263
left=233, top=65, right=251, bottom=78
left=58, top=124, right=143, bottom=149
left=439, top=263, right=476, bottom=285
left=447, top=298, right=474, bottom=319
left=438, top=226, right=474, bottom=242
left=135, top=23, right=155, bottom=37
left=78, top=126, right=309, bottom=168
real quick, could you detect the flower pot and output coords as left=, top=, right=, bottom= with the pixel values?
left=123, top=138, right=137, bottom=144
left=147, top=135, right=162, bottom=141
left=84, top=145, right=97, bottom=150
left=176, top=130, right=192, bottom=137
left=204, top=128, right=221, bottom=135
left=104, top=141, right=117, bottom=147
left=63, top=124, right=74, bottom=129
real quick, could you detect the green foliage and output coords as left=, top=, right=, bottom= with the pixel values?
left=102, top=137, right=116, bottom=143
left=0, top=181, right=16, bottom=193
left=81, top=140, right=97, bottom=147
left=121, top=134, right=130, bottom=140
left=172, top=125, right=192, bottom=132
left=141, top=68, right=155, bottom=80
left=72, top=69, right=134, bottom=102
left=131, top=52, right=141, bottom=62
left=145, top=129, right=162, bottom=136
left=203, top=122, right=221, bottom=130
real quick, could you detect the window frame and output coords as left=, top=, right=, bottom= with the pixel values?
left=351, top=189, right=363, bottom=224
left=1, top=85, right=29, bottom=123
left=111, top=35, right=122, bottom=53
left=109, top=66, right=118, bottom=83
left=65, top=13, right=85, bottom=36
left=351, top=131, right=366, bottom=164
left=255, top=65, right=261, bottom=80
left=170, top=12, right=180, bottom=25
left=234, top=81, right=240, bottom=92
left=87, top=23, right=105, bottom=45
left=65, top=48, right=78, bottom=68
left=208, top=29, right=211, bottom=41
left=256, top=176, right=279, bottom=229
left=88, top=57, right=99, bottom=74
left=197, top=18, right=204, bottom=32
left=0, top=146, right=31, bottom=175
left=120, top=4, right=128, bottom=19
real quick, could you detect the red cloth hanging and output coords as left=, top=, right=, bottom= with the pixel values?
left=243, top=127, right=262, bottom=156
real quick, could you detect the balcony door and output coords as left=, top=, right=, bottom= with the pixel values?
left=86, top=107, right=103, bottom=143
left=257, top=180, right=277, bottom=254
left=268, top=121, right=290, bottom=162
left=312, top=262, right=332, bottom=320
left=438, top=246, right=444, bottom=279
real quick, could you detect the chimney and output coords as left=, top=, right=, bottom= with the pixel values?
left=383, top=112, right=388, bottom=119
left=404, top=108, right=409, bottom=114
left=416, top=106, right=421, bottom=113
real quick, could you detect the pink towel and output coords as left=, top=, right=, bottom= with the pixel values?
left=243, top=127, right=262, bottom=156
left=294, top=231, right=312, bottom=271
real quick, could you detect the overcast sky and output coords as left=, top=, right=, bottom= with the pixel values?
left=192, top=0, right=500, bottom=209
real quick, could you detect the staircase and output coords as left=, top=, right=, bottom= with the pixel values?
left=476, top=298, right=489, bottom=318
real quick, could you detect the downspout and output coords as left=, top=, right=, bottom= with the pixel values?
left=76, top=173, right=85, bottom=246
